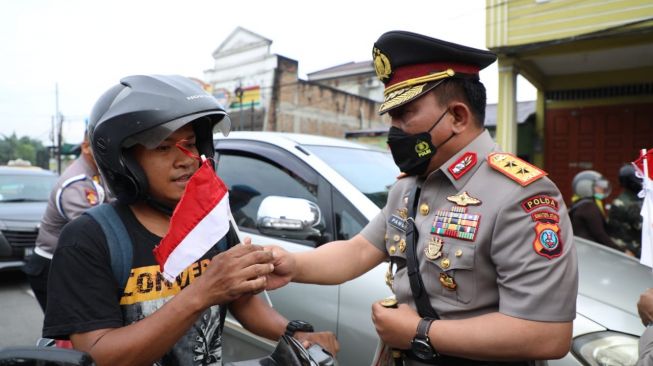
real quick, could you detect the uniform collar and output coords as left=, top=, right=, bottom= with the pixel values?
left=432, top=129, right=496, bottom=191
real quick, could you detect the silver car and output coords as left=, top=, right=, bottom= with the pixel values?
left=214, top=132, right=651, bottom=366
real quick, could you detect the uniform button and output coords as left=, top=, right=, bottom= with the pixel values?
left=389, top=245, right=396, bottom=255
left=440, top=258, right=450, bottom=269
left=455, top=249, right=463, bottom=257
left=393, top=234, right=400, bottom=242
left=419, top=203, right=430, bottom=216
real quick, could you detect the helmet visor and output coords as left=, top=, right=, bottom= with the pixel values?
left=124, top=111, right=231, bottom=149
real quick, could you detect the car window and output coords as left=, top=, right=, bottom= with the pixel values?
left=216, top=153, right=319, bottom=231
left=332, top=189, right=366, bottom=241
left=302, top=145, right=398, bottom=209
left=0, top=173, right=56, bottom=202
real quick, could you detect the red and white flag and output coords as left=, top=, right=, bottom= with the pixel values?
left=153, top=157, right=231, bottom=281
left=634, top=149, right=653, bottom=269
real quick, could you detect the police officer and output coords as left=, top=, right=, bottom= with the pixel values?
left=608, top=164, right=643, bottom=257
left=23, top=132, right=110, bottom=311
left=267, top=30, right=578, bottom=365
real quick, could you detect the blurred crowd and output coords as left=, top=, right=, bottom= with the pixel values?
left=569, top=164, right=643, bottom=257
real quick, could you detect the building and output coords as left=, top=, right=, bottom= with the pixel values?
left=203, top=27, right=386, bottom=138
left=486, top=0, right=653, bottom=202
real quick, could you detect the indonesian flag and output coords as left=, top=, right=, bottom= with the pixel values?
left=634, top=149, right=653, bottom=269
left=153, top=157, right=231, bottom=281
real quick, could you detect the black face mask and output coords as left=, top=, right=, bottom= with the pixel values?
left=387, top=109, right=455, bottom=176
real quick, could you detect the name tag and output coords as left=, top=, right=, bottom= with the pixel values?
left=388, top=215, right=407, bottom=232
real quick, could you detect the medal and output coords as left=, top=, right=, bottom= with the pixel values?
left=380, top=296, right=398, bottom=308
left=424, top=236, right=443, bottom=260
left=439, top=273, right=457, bottom=290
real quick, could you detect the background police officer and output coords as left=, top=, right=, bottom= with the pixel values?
left=23, top=132, right=110, bottom=311
left=267, top=30, right=578, bottom=365
left=608, top=164, right=643, bottom=257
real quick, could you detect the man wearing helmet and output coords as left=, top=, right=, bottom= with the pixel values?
left=607, top=164, right=643, bottom=257
left=42, top=75, right=338, bottom=365
left=569, top=170, right=624, bottom=252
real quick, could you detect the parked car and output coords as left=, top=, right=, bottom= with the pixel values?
left=214, top=132, right=650, bottom=366
left=0, top=165, right=57, bottom=271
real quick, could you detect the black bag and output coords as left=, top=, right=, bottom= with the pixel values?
left=225, top=335, right=334, bottom=366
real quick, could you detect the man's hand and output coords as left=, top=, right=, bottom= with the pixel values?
left=191, top=238, right=274, bottom=307
left=639, top=288, right=653, bottom=325
left=371, top=302, right=420, bottom=350
left=264, top=245, right=296, bottom=290
left=294, top=331, right=340, bottom=358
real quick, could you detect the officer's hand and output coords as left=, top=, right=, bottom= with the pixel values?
left=264, top=245, right=296, bottom=290
left=294, top=331, right=340, bottom=357
left=191, top=237, right=274, bottom=307
left=638, top=288, right=653, bottom=326
left=371, top=302, right=420, bottom=350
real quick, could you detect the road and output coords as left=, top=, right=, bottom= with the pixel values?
left=0, top=270, right=43, bottom=347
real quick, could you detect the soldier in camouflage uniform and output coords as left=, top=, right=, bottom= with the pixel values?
left=608, top=164, right=643, bottom=258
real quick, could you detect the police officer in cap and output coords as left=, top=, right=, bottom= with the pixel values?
left=267, top=30, right=578, bottom=365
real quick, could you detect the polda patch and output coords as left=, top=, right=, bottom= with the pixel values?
left=521, top=195, right=559, bottom=212
left=530, top=211, right=560, bottom=223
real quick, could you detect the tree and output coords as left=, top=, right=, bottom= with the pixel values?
left=0, top=133, right=47, bottom=167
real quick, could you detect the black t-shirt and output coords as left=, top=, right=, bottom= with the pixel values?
left=44, top=202, right=237, bottom=365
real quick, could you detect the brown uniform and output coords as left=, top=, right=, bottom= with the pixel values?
left=362, top=130, right=578, bottom=364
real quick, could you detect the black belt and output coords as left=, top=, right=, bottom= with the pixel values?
left=403, top=350, right=531, bottom=366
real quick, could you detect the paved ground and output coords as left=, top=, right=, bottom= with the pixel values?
left=0, top=270, right=43, bottom=347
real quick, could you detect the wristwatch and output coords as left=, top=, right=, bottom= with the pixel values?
left=284, top=320, right=314, bottom=337
left=410, top=317, right=438, bottom=361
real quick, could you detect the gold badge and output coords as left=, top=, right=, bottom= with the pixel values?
left=440, top=258, right=451, bottom=269
left=396, top=208, right=408, bottom=220
left=85, top=189, right=98, bottom=205
left=398, top=239, right=406, bottom=253
left=424, top=236, right=443, bottom=260
left=419, top=203, right=430, bottom=216
left=439, top=273, right=457, bottom=290
left=488, top=152, right=546, bottom=186
left=380, top=296, right=398, bottom=308
left=373, top=47, right=392, bottom=82
left=389, top=245, right=396, bottom=255
left=446, top=191, right=481, bottom=207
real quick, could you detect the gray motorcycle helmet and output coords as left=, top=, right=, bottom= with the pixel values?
left=572, top=170, right=612, bottom=199
left=88, top=74, right=231, bottom=205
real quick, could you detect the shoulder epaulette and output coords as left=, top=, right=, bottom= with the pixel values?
left=487, top=152, right=547, bottom=187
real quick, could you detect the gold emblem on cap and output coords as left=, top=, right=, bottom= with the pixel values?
left=380, top=296, right=398, bottom=308
left=439, top=273, right=457, bottom=290
left=440, top=258, right=451, bottom=269
left=419, top=203, right=430, bottom=216
left=373, top=47, right=392, bottom=82
left=425, top=237, right=443, bottom=260
left=447, top=191, right=482, bottom=207
left=398, top=239, right=406, bottom=253
left=455, top=249, right=463, bottom=257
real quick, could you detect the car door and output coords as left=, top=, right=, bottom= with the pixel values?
left=214, top=139, right=340, bottom=362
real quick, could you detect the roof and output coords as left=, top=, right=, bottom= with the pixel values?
left=484, top=100, right=536, bottom=127
left=307, top=61, right=374, bottom=81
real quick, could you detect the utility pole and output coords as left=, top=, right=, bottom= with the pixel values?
left=55, top=83, right=63, bottom=175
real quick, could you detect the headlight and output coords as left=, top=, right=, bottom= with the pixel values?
left=572, top=331, right=639, bottom=366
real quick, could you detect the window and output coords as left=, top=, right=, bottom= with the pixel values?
left=332, top=189, right=366, bottom=241
left=216, top=154, right=319, bottom=231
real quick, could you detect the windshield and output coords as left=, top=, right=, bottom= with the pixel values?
left=304, top=145, right=399, bottom=208
left=0, top=173, right=57, bottom=202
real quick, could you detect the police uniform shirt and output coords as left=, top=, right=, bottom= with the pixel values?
left=34, top=156, right=108, bottom=258
left=361, top=130, right=578, bottom=323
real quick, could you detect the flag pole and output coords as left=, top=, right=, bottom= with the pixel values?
left=228, top=211, right=274, bottom=307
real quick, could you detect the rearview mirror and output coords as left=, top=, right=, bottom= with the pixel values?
left=256, top=196, right=324, bottom=241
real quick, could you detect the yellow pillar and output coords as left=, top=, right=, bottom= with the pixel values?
left=533, top=89, right=546, bottom=168
left=496, top=58, right=517, bottom=153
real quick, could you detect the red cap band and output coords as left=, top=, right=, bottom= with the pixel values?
left=386, top=62, right=480, bottom=87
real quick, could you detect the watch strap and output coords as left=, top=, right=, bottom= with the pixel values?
left=416, top=317, right=435, bottom=340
